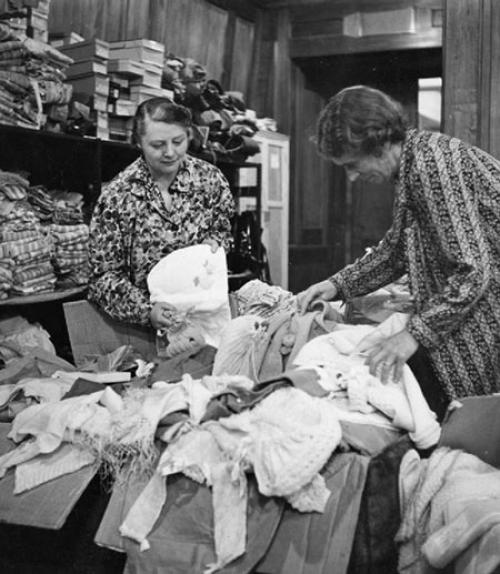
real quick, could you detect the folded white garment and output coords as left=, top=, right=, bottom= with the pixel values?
left=147, top=244, right=232, bottom=348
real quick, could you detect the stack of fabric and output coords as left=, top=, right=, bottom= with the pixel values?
left=0, top=19, right=73, bottom=129
left=52, top=189, right=84, bottom=224
left=49, top=223, right=89, bottom=287
left=27, top=184, right=84, bottom=224
left=0, top=169, right=56, bottom=297
left=26, top=184, right=53, bottom=221
left=27, top=185, right=88, bottom=287
left=162, top=55, right=261, bottom=163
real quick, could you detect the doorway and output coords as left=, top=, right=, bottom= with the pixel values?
left=297, top=47, right=442, bottom=267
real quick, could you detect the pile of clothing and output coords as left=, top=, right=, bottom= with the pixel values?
left=162, top=55, right=263, bottom=163
left=28, top=184, right=85, bottom=224
left=0, top=18, right=73, bottom=129
left=26, top=185, right=89, bottom=287
left=0, top=169, right=56, bottom=297
left=49, top=223, right=89, bottom=287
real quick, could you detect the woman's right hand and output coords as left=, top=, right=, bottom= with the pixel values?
left=296, top=279, right=338, bottom=314
left=150, top=302, right=185, bottom=331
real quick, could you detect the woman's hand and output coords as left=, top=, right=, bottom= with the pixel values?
left=360, top=329, right=419, bottom=384
left=150, top=302, right=186, bottom=331
left=296, top=279, right=338, bottom=314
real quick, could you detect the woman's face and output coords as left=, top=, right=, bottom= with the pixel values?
left=332, top=143, right=401, bottom=184
left=138, top=117, right=190, bottom=180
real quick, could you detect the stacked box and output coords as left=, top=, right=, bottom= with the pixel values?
left=61, top=39, right=110, bottom=139
left=28, top=0, right=51, bottom=42
left=106, top=39, right=168, bottom=141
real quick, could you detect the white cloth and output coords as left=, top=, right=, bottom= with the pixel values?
left=147, top=244, right=232, bottom=348
left=119, top=386, right=342, bottom=572
left=292, top=313, right=441, bottom=449
left=15, top=443, right=96, bottom=494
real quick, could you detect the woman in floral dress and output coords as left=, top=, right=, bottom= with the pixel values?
left=88, top=98, right=234, bottom=331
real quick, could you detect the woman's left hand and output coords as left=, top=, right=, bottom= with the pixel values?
left=363, top=329, right=419, bottom=384
left=202, top=239, right=219, bottom=253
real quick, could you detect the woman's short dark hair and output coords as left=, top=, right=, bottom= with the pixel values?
left=315, top=85, right=408, bottom=159
left=132, top=97, right=192, bottom=145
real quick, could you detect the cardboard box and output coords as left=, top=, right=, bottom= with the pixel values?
left=66, top=59, right=107, bottom=79
left=112, top=99, right=136, bottom=117
left=60, top=38, right=109, bottom=62
left=107, top=58, right=144, bottom=79
left=108, top=38, right=165, bottom=67
left=68, top=74, right=109, bottom=97
left=128, top=62, right=162, bottom=89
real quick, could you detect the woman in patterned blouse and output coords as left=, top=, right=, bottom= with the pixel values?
left=88, top=98, right=234, bottom=330
left=298, top=85, right=500, bottom=415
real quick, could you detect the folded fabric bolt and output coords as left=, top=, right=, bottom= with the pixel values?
left=147, top=244, right=231, bottom=348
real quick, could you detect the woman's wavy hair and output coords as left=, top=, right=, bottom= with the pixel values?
left=131, top=97, right=192, bottom=146
left=314, top=85, right=408, bottom=159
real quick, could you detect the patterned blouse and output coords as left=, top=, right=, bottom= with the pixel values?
left=331, top=129, right=500, bottom=399
left=88, top=154, right=234, bottom=326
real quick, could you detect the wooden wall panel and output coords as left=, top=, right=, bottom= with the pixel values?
left=48, top=0, right=239, bottom=83
left=443, top=0, right=500, bottom=158
left=229, top=17, right=255, bottom=93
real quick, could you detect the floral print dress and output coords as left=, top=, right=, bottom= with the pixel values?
left=88, top=154, right=234, bottom=326
left=331, top=129, right=500, bottom=399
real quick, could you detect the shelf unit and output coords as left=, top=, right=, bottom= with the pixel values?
left=0, top=126, right=262, bottom=333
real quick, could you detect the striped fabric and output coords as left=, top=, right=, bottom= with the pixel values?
left=332, top=129, right=500, bottom=399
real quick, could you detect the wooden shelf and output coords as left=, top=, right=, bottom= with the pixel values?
left=0, top=286, right=87, bottom=307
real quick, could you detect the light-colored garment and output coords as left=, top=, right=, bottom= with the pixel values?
left=147, top=244, right=232, bottom=348
left=292, top=313, right=441, bottom=449
left=119, top=387, right=342, bottom=572
left=15, top=442, right=96, bottom=494
left=233, top=278, right=297, bottom=319
left=397, top=447, right=500, bottom=574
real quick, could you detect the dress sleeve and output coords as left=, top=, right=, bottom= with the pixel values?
left=87, top=185, right=153, bottom=326
left=206, top=168, right=235, bottom=252
left=406, top=140, right=496, bottom=349
left=330, top=186, right=407, bottom=299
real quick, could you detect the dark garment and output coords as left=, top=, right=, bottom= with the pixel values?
left=95, top=472, right=284, bottom=574
left=257, top=452, right=369, bottom=574
left=347, top=434, right=413, bottom=574
left=408, top=346, right=449, bottom=422
left=150, top=344, right=217, bottom=384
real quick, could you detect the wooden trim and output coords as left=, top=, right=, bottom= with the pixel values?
left=290, top=0, right=443, bottom=21
left=205, top=0, right=259, bottom=21
left=290, top=26, right=442, bottom=58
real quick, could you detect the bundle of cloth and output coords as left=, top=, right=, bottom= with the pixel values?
left=213, top=282, right=441, bottom=450
left=0, top=170, right=56, bottom=297
left=49, top=223, right=89, bottom=287
left=28, top=185, right=85, bottom=225
left=162, top=54, right=261, bottom=163
left=147, top=244, right=232, bottom=356
left=0, top=20, right=73, bottom=129
left=397, top=446, right=500, bottom=574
